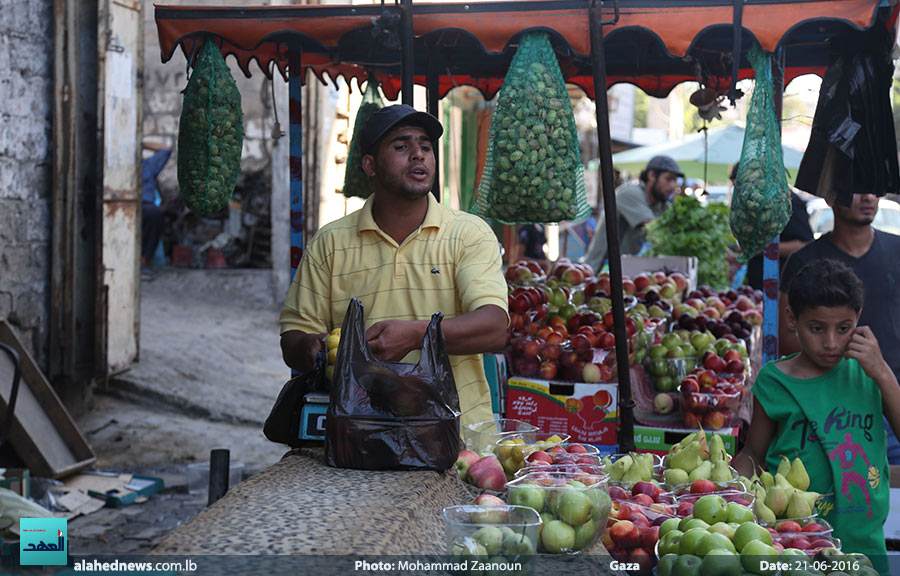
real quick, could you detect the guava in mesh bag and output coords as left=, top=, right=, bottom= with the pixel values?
left=341, top=81, right=384, bottom=199
left=730, top=44, right=792, bottom=262
left=472, top=32, right=589, bottom=224
left=177, top=38, right=244, bottom=215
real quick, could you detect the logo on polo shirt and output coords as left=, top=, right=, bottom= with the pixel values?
left=431, top=268, right=441, bottom=274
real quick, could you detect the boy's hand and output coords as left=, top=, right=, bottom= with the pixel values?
left=366, top=320, right=428, bottom=362
left=845, top=326, right=891, bottom=381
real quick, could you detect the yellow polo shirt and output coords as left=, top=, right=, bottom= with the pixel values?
left=280, top=193, right=508, bottom=428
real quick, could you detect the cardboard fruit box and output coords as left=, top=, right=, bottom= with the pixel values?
left=632, top=424, right=739, bottom=457
left=505, top=377, right=617, bottom=447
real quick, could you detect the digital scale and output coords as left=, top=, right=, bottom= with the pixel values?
left=298, top=392, right=329, bottom=441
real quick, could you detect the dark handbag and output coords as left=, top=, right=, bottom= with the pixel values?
left=263, top=349, right=328, bottom=447
left=325, top=298, right=462, bottom=471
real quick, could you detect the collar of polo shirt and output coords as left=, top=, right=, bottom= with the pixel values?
left=357, top=193, right=445, bottom=236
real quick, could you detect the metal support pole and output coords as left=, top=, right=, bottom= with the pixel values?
left=288, top=45, right=304, bottom=281
left=400, top=0, right=414, bottom=105
left=426, top=45, right=440, bottom=201
left=589, top=0, right=634, bottom=452
left=208, top=448, right=230, bottom=506
left=761, top=50, right=784, bottom=364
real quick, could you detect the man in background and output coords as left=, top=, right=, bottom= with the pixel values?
left=141, top=141, right=171, bottom=281
left=584, top=155, right=682, bottom=271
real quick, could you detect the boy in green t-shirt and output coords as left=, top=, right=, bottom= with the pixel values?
left=734, top=259, right=900, bottom=574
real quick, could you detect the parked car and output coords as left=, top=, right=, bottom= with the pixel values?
left=807, top=197, right=900, bottom=238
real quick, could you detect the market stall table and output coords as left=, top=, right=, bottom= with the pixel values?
left=151, top=449, right=620, bottom=570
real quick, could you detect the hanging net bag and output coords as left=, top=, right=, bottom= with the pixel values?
left=177, top=38, right=244, bottom=215
left=730, top=44, right=792, bottom=262
left=341, top=80, right=385, bottom=199
left=472, top=32, right=589, bottom=224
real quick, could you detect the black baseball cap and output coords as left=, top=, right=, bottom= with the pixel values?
left=360, top=104, right=444, bottom=155
left=646, top=155, right=684, bottom=177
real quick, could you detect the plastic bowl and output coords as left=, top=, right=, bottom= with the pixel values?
left=770, top=519, right=836, bottom=552
left=442, top=504, right=541, bottom=560
left=506, top=471, right=611, bottom=554
left=463, top=418, right=541, bottom=457
left=515, top=463, right=605, bottom=478
left=494, top=432, right=572, bottom=478
left=678, top=385, right=741, bottom=413
left=665, top=474, right=743, bottom=496
left=521, top=442, right=601, bottom=468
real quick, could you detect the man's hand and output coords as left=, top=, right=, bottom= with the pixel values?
left=366, top=320, right=428, bottom=362
left=281, top=330, right=327, bottom=373
left=845, top=326, right=891, bottom=382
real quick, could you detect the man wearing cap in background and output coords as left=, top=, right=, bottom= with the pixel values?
left=279, top=104, right=509, bottom=428
left=584, top=155, right=683, bottom=272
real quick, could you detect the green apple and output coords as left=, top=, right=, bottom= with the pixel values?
left=658, top=529, right=683, bottom=556
left=586, top=488, right=612, bottom=520
left=700, top=549, right=742, bottom=576
left=695, top=532, right=736, bottom=556
left=556, top=490, right=592, bottom=526
left=732, top=521, right=772, bottom=552
left=541, top=520, right=575, bottom=554
left=725, top=501, right=755, bottom=524
left=679, top=527, right=709, bottom=556
left=683, top=518, right=711, bottom=532
left=659, top=517, right=681, bottom=539
left=472, top=526, right=504, bottom=555
left=662, top=333, right=682, bottom=349
left=656, top=554, right=679, bottom=576
left=651, top=345, right=669, bottom=359
left=502, top=532, right=536, bottom=555
left=509, top=485, right=545, bottom=513
left=692, top=494, right=729, bottom=525
left=707, top=522, right=735, bottom=541
left=678, top=515, right=695, bottom=531
left=671, top=554, right=702, bottom=576
left=450, top=536, right=488, bottom=557
left=573, top=518, right=598, bottom=550
left=740, top=540, right=779, bottom=575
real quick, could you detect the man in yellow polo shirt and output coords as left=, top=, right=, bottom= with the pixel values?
left=280, top=104, right=509, bottom=428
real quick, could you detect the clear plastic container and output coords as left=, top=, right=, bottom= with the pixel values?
left=665, top=474, right=743, bottom=499
left=768, top=518, right=836, bottom=553
left=505, top=471, right=611, bottom=554
left=442, top=505, right=541, bottom=560
left=521, top=442, right=601, bottom=469
left=515, top=463, right=605, bottom=478
left=463, top=418, right=541, bottom=457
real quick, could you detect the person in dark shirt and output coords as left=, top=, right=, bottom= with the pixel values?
left=517, top=224, right=547, bottom=261
left=141, top=142, right=171, bottom=281
left=780, top=192, right=900, bottom=464
left=746, top=192, right=814, bottom=290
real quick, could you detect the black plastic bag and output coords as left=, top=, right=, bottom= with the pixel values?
left=263, top=349, right=328, bottom=447
left=325, top=298, right=461, bottom=471
left=795, top=28, right=899, bottom=205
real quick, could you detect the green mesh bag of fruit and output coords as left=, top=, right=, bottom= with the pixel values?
left=730, top=44, right=792, bottom=262
left=341, top=80, right=384, bottom=199
left=177, top=39, right=243, bottom=215
left=472, top=32, right=589, bottom=224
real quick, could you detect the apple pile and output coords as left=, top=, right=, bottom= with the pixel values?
left=672, top=481, right=754, bottom=518
left=662, top=432, right=736, bottom=489
left=766, top=519, right=840, bottom=556
left=678, top=365, right=745, bottom=429
left=602, top=452, right=660, bottom=485
left=504, top=259, right=547, bottom=286
left=604, top=508, right=669, bottom=573
left=505, top=471, right=612, bottom=554
left=443, top=499, right=540, bottom=565
left=680, top=285, right=763, bottom=338
left=454, top=451, right=508, bottom=492
left=493, top=433, right=568, bottom=479
left=523, top=442, right=602, bottom=469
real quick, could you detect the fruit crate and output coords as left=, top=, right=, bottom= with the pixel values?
left=506, top=471, right=611, bottom=554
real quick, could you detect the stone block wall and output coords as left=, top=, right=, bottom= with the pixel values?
left=0, top=0, right=54, bottom=368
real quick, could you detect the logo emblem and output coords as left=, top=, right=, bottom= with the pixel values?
left=431, top=268, right=441, bottom=275
left=20, top=518, right=67, bottom=565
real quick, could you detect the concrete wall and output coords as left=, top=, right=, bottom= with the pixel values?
left=0, top=0, right=54, bottom=368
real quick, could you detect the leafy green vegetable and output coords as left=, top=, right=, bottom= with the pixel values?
left=645, top=196, right=734, bottom=289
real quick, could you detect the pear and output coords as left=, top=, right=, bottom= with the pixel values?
left=711, top=460, right=732, bottom=483
left=709, top=435, right=727, bottom=464
left=749, top=482, right=767, bottom=504
left=639, top=452, right=655, bottom=471
left=609, top=455, right=632, bottom=481
left=689, top=460, right=713, bottom=482
left=668, top=441, right=703, bottom=473
left=786, top=457, right=810, bottom=491
left=602, top=455, right=613, bottom=471
left=774, top=473, right=797, bottom=496
left=759, top=469, right=774, bottom=490
left=665, top=468, right=690, bottom=487
left=753, top=498, right=777, bottom=523
left=622, top=461, right=646, bottom=483
left=764, top=485, right=789, bottom=518
left=786, top=491, right=812, bottom=519
left=737, top=475, right=752, bottom=492
left=792, top=490, right=821, bottom=512
left=698, top=431, right=710, bottom=460
left=777, top=455, right=791, bottom=477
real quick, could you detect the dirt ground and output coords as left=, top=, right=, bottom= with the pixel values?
left=65, top=268, right=296, bottom=554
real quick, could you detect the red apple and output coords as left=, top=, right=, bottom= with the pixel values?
left=539, top=361, right=558, bottom=380
left=725, top=359, right=745, bottom=374
left=776, top=521, right=802, bottom=533
left=670, top=272, right=688, bottom=292
left=690, top=479, right=717, bottom=494
left=632, top=493, right=655, bottom=507
left=628, top=512, right=650, bottom=528
left=640, top=526, right=660, bottom=552
left=801, top=523, right=826, bottom=533
left=704, top=410, right=727, bottom=429
left=632, top=481, right=661, bottom=503
left=454, top=450, right=480, bottom=479
left=566, top=444, right=589, bottom=454
left=676, top=501, right=694, bottom=517
left=697, top=369, right=718, bottom=388
left=681, top=378, right=700, bottom=394
left=634, top=274, right=653, bottom=292
left=703, top=354, right=727, bottom=373
left=683, top=411, right=703, bottom=428
left=609, top=485, right=629, bottom=500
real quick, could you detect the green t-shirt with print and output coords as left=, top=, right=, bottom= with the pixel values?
left=753, top=356, right=889, bottom=574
